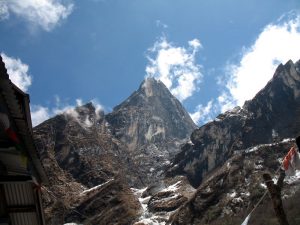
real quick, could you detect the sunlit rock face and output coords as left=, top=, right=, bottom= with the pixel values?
left=167, top=60, right=300, bottom=188
left=106, top=77, right=197, bottom=185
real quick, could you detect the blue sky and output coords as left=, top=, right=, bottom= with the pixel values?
left=1, top=0, right=300, bottom=126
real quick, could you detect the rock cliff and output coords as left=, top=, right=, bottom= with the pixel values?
left=106, top=77, right=197, bottom=185
left=33, top=77, right=196, bottom=224
left=167, top=60, right=300, bottom=188
left=33, top=60, right=300, bottom=224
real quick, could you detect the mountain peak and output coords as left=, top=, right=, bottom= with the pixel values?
left=139, top=77, right=170, bottom=98
left=106, top=77, right=196, bottom=185
left=140, top=77, right=159, bottom=97
left=109, top=77, right=196, bottom=139
left=76, top=102, right=95, bottom=113
left=113, top=77, right=174, bottom=111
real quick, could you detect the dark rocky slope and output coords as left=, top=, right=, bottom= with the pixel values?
left=169, top=139, right=300, bottom=225
left=34, top=103, right=142, bottom=187
left=164, top=60, right=300, bottom=224
left=167, top=60, right=300, bottom=188
left=34, top=104, right=142, bottom=224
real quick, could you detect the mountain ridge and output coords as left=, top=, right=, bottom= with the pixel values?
left=33, top=60, right=300, bottom=225
left=34, top=76, right=197, bottom=224
left=167, top=59, right=300, bottom=188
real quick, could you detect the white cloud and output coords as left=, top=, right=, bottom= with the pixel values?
left=146, top=37, right=203, bottom=102
left=217, top=92, right=236, bottom=113
left=1, top=53, right=32, bottom=92
left=190, top=100, right=215, bottom=125
left=30, top=105, right=50, bottom=127
left=0, top=0, right=73, bottom=31
left=0, top=2, right=9, bottom=20
left=156, top=20, right=168, bottom=29
left=190, top=13, right=300, bottom=125
left=31, top=97, right=105, bottom=127
left=31, top=97, right=78, bottom=127
left=76, top=98, right=83, bottom=106
left=91, top=98, right=104, bottom=119
left=188, top=39, right=202, bottom=49
left=221, top=13, right=300, bottom=108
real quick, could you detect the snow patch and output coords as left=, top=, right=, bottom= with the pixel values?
left=254, top=164, right=263, bottom=169
left=80, top=179, right=113, bottom=196
left=241, top=192, right=250, bottom=197
left=245, top=146, right=259, bottom=153
left=285, top=171, right=300, bottom=184
left=133, top=187, right=166, bottom=225
left=228, top=191, right=237, bottom=198
left=64, top=223, right=83, bottom=225
left=260, top=183, right=267, bottom=189
left=133, top=181, right=183, bottom=225
left=162, top=181, right=181, bottom=192
left=135, top=218, right=165, bottom=225
left=282, top=138, right=294, bottom=143
left=232, top=197, right=243, bottom=204
left=244, top=138, right=294, bottom=154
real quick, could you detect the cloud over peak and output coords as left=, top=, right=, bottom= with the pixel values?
left=146, top=37, right=203, bottom=102
left=1, top=53, right=32, bottom=92
left=190, top=12, right=300, bottom=125
left=0, top=0, right=73, bottom=31
left=31, top=97, right=105, bottom=127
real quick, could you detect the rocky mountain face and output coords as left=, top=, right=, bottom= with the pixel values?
left=163, top=60, right=300, bottom=224
left=169, top=139, right=299, bottom=225
left=33, top=77, right=196, bottom=224
left=34, top=102, right=145, bottom=187
left=167, top=60, right=300, bottom=188
left=106, top=77, right=197, bottom=185
left=34, top=60, right=300, bottom=225
left=34, top=103, right=142, bottom=224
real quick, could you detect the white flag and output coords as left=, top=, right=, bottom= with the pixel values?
left=241, top=213, right=251, bottom=225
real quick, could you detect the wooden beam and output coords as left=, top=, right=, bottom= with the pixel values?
left=0, top=185, right=10, bottom=225
left=0, top=175, right=32, bottom=183
left=8, top=205, right=36, bottom=213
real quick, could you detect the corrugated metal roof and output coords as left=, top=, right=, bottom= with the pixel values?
left=4, top=183, right=34, bottom=206
left=10, top=212, right=39, bottom=225
left=3, top=183, right=43, bottom=225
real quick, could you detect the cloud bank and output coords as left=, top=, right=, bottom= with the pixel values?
left=146, top=37, right=203, bottom=102
left=0, top=0, right=73, bottom=31
left=1, top=53, right=104, bottom=127
left=30, top=105, right=50, bottom=126
left=222, top=13, right=300, bottom=109
left=31, top=97, right=105, bottom=127
left=1, top=53, right=32, bottom=92
left=191, top=13, right=300, bottom=125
